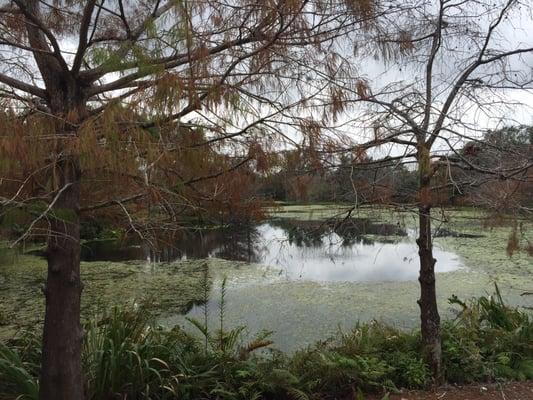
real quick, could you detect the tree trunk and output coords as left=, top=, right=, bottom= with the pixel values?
left=39, top=159, right=84, bottom=400
left=39, top=88, right=86, bottom=399
left=416, top=145, right=442, bottom=382
left=20, top=1, right=86, bottom=396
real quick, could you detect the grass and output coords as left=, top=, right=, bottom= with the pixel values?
left=1, top=285, right=532, bottom=400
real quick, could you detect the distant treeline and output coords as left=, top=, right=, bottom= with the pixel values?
left=256, top=125, right=533, bottom=210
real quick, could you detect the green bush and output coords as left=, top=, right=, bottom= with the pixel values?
left=290, top=348, right=392, bottom=397
left=442, top=284, right=533, bottom=383
left=82, top=304, right=184, bottom=399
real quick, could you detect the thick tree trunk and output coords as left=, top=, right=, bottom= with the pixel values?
left=21, top=1, right=87, bottom=397
left=39, top=88, right=86, bottom=399
left=39, top=159, right=84, bottom=400
left=416, top=146, right=442, bottom=382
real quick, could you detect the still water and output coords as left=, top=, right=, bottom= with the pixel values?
left=79, top=218, right=467, bottom=350
left=3, top=211, right=531, bottom=351
left=142, top=218, right=468, bottom=350
left=143, top=218, right=472, bottom=350
left=255, top=222, right=461, bottom=281
left=8, top=214, right=526, bottom=351
left=81, top=218, right=462, bottom=283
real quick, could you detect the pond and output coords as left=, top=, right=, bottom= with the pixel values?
left=79, top=218, right=462, bottom=282
left=1, top=206, right=532, bottom=351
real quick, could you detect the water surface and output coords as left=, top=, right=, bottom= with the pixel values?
left=3, top=208, right=531, bottom=351
left=255, top=222, right=461, bottom=281
left=81, top=218, right=462, bottom=282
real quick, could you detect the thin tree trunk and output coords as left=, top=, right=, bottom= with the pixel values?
left=416, top=146, right=442, bottom=382
left=40, top=158, right=84, bottom=400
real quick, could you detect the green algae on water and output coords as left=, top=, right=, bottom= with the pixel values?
left=0, top=255, right=224, bottom=340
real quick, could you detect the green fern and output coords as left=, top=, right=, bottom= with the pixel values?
left=288, top=387, right=309, bottom=400
left=0, top=343, right=38, bottom=400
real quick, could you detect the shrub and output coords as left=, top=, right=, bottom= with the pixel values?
left=443, top=284, right=533, bottom=382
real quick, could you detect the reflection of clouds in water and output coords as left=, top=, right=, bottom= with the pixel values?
left=256, top=223, right=462, bottom=282
left=80, top=220, right=463, bottom=283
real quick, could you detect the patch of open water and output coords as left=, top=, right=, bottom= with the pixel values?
left=81, top=218, right=463, bottom=282
left=79, top=218, right=466, bottom=350
left=254, top=223, right=461, bottom=282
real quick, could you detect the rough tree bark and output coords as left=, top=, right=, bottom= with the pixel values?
left=39, top=84, right=86, bottom=400
left=416, top=144, right=442, bottom=382
left=16, top=1, right=87, bottom=397
left=40, top=158, right=83, bottom=400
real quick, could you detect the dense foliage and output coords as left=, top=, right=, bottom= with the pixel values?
left=1, top=286, right=531, bottom=400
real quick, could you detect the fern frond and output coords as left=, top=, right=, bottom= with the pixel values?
left=239, top=339, right=274, bottom=360
left=186, top=317, right=209, bottom=339
left=288, top=387, right=310, bottom=400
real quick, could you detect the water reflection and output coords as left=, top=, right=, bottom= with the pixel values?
left=272, top=218, right=407, bottom=248
left=258, top=222, right=460, bottom=281
left=81, top=218, right=462, bottom=282
left=81, top=227, right=262, bottom=263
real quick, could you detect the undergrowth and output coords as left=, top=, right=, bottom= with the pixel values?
left=1, top=284, right=532, bottom=400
